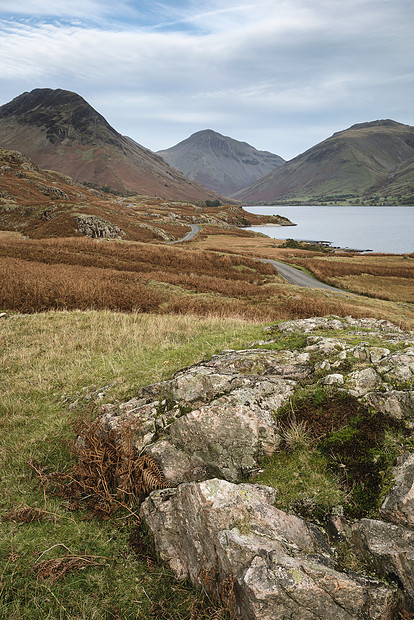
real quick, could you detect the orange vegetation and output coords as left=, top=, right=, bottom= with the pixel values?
left=287, top=255, right=414, bottom=303
left=0, top=236, right=372, bottom=320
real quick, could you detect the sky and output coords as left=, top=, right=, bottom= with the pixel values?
left=0, top=0, right=413, bottom=160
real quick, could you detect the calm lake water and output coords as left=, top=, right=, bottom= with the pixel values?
left=244, top=206, right=414, bottom=254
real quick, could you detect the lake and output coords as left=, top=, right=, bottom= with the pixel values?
left=244, top=206, right=414, bottom=254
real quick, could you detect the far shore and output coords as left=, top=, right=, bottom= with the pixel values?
left=255, top=222, right=297, bottom=227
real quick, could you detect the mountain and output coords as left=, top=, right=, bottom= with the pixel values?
left=369, top=153, right=414, bottom=205
left=233, top=120, right=414, bottom=204
left=0, top=89, right=223, bottom=202
left=0, top=146, right=283, bottom=240
left=157, top=129, right=285, bottom=196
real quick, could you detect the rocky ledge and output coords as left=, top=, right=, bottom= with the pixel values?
left=88, top=316, right=414, bottom=618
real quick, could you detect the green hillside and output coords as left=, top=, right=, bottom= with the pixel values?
left=234, top=120, right=414, bottom=205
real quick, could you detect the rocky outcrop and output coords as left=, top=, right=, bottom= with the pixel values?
left=84, top=315, right=414, bottom=616
left=380, top=453, right=414, bottom=527
left=275, top=316, right=412, bottom=338
left=75, top=214, right=125, bottom=239
left=136, top=222, right=173, bottom=241
left=141, top=479, right=397, bottom=619
left=100, top=348, right=300, bottom=484
left=37, top=184, right=70, bottom=200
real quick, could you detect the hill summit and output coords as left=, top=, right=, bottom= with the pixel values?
left=0, top=89, right=223, bottom=201
left=233, top=119, right=414, bottom=204
left=157, top=129, right=285, bottom=196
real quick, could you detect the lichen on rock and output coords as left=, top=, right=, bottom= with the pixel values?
left=75, top=315, right=414, bottom=616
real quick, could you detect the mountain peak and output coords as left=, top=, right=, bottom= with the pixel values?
left=347, top=119, right=404, bottom=131
left=157, top=130, right=284, bottom=196
left=0, top=89, right=222, bottom=201
left=0, top=88, right=96, bottom=123
left=0, top=87, right=118, bottom=147
left=235, top=119, right=414, bottom=203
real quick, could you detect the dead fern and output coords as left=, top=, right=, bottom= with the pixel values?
left=3, top=505, right=54, bottom=523
left=33, top=554, right=107, bottom=582
left=194, top=567, right=237, bottom=620
left=39, top=415, right=168, bottom=520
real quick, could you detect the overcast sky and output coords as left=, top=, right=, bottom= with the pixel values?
left=0, top=0, right=413, bottom=160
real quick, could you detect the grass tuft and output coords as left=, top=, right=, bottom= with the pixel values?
left=0, top=310, right=267, bottom=618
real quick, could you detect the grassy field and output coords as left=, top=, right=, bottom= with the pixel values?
left=0, top=235, right=401, bottom=325
left=1, top=229, right=413, bottom=617
left=285, top=253, right=414, bottom=303
left=0, top=311, right=270, bottom=619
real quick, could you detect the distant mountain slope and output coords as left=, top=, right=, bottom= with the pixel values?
left=0, top=146, right=184, bottom=240
left=0, top=89, right=222, bottom=202
left=234, top=120, right=414, bottom=204
left=0, top=147, right=284, bottom=240
left=369, top=154, right=414, bottom=204
left=157, top=129, right=285, bottom=196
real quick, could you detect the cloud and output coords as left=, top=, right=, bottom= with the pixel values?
left=0, top=0, right=413, bottom=158
left=0, top=0, right=133, bottom=20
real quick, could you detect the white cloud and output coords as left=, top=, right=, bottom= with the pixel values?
left=0, top=0, right=413, bottom=158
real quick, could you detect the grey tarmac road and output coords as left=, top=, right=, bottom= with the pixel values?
left=167, top=224, right=201, bottom=244
left=256, top=258, right=347, bottom=292
left=167, top=224, right=347, bottom=292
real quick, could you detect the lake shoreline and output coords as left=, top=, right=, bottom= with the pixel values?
left=244, top=205, right=414, bottom=254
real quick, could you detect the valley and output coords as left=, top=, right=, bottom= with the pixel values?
left=1, top=87, right=414, bottom=620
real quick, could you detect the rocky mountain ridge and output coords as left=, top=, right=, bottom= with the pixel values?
left=79, top=316, right=414, bottom=618
left=157, top=129, right=285, bottom=196
left=0, top=89, right=223, bottom=202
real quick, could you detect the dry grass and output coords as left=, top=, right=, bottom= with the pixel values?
left=190, top=233, right=414, bottom=327
left=286, top=254, right=414, bottom=303
left=0, top=256, right=166, bottom=313
left=0, top=235, right=381, bottom=322
left=333, top=274, right=414, bottom=303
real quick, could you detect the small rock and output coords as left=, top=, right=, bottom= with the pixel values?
left=381, top=453, right=414, bottom=527
left=352, top=518, right=414, bottom=600
left=145, top=440, right=209, bottom=485
left=364, top=391, right=414, bottom=428
left=347, top=367, right=382, bottom=396
left=315, top=360, right=331, bottom=371
left=369, top=348, right=391, bottom=364
left=323, top=373, right=344, bottom=385
left=169, top=404, right=280, bottom=482
left=376, top=349, right=414, bottom=383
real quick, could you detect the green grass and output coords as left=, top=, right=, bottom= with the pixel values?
left=261, top=383, right=410, bottom=521
left=255, top=447, right=345, bottom=518
left=1, top=309, right=412, bottom=616
left=0, top=310, right=266, bottom=619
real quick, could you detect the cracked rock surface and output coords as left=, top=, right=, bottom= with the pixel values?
left=86, top=316, right=414, bottom=617
left=141, top=479, right=398, bottom=619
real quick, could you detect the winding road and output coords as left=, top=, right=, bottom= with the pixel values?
left=167, top=224, right=201, bottom=244
left=256, top=258, right=346, bottom=292
left=168, top=223, right=347, bottom=292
